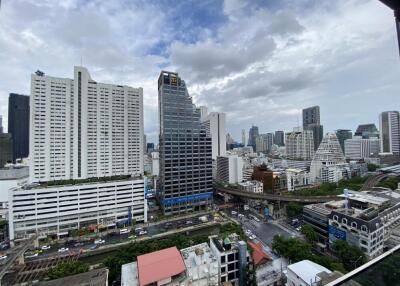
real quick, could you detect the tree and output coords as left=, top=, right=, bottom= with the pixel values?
left=286, top=203, right=303, bottom=218
left=47, top=261, right=89, bottom=280
left=367, top=164, right=379, bottom=172
left=377, top=177, right=400, bottom=190
left=301, top=224, right=317, bottom=243
left=332, top=240, right=367, bottom=271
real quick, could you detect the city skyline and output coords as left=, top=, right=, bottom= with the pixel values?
left=0, top=0, right=399, bottom=144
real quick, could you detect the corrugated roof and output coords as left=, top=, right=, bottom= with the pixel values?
left=248, top=241, right=272, bottom=266
left=137, top=247, right=186, bottom=286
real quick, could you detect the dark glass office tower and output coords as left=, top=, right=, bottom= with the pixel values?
left=248, top=125, right=259, bottom=151
left=158, top=71, right=213, bottom=215
left=274, top=130, right=285, bottom=146
left=8, top=93, right=30, bottom=161
left=303, top=105, right=323, bottom=151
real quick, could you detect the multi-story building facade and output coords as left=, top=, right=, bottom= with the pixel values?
left=303, top=105, right=323, bottom=151
left=158, top=71, right=213, bottom=215
left=310, top=133, right=348, bottom=183
left=274, top=130, right=285, bottom=146
left=9, top=178, right=146, bottom=240
left=285, top=129, right=314, bottom=160
left=29, top=67, right=144, bottom=182
left=344, top=137, right=380, bottom=160
left=238, top=180, right=263, bottom=193
left=248, top=126, right=259, bottom=151
left=252, top=165, right=286, bottom=193
left=286, top=168, right=310, bottom=191
left=216, top=155, right=243, bottom=184
left=204, top=112, right=226, bottom=160
left=328, top=190, right=400, bottom=259
left=255, top=135, right=267, bottom=153
left=209, top=234, right=248, bottom=286
left=8, top=93, right=30, bottom=161
left=355, top=123, right=379, bottom=138
left=336, top=129, right=352, bottom=153
left=241, top=129, right=246, bottom=146
left=379, top=111, right=400, bottom=155
left=9, top=66, right=146, bottom=240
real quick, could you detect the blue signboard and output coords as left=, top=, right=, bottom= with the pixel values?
left=162, top=192, right=214, bottom=206
left=329, top=225, right=346, bottom=240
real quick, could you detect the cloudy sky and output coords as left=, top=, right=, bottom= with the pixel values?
left=0, top=0, right=399, bottom=143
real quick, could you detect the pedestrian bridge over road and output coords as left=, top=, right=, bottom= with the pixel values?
left=215, top=186, right=341, bottom=203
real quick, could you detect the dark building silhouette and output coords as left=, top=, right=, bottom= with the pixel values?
left=248, top=125, right=259, bottom=151
left=251, top=165, right=286, bottom=194
left=302, top=106, right=323, bottom=151
left=274, top=130, right=285, bottom=146
left=0, top=133, right=13, bottom=168
left=8, top=93, right=30, bottom=161
left=336, top=129, right=352, bottom=153
left=355, top=123, right=379, bottom=139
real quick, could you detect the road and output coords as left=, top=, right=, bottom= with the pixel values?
left=223, top=208, right=299, bottom=246
left=23, top=213, right=214, bottom=262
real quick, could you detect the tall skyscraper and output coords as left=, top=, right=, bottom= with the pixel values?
left=241, top=129, right=246, bottom=146
left=285, top=128, right=314, bottom=160
left=302, top=106, right=323, bottom=151
left=379, top=111, right=400, bottom=154
left=199, top=106, right=208, bottom=121
left=158, top=71, right=213, bottom=215
left=266, top=132, right=274, bottom=151
left=8, top=93, right=30, bottom=161
left=274, top=130, right=285, bottom=146
left=335, top=129, right=352, bottom=153
left=248, top=125, right=259, bottom=151
left=29, top=67, right=144, bottom=182
left=204, top=112, right=226, bottom=160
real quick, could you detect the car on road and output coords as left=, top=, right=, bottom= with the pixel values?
left=245, top=229, right=252, bottom=235
left=119, top=228, right=130, bottom=234
left=25, top=252, right=38, bottom=258
left=90, top=245, right=98, bottom=250
left=138, top=230, right=147, bottom=236
left=74, top=242, right=84, bottom=247
left=94, top=239, right=105, bottom=244
left=58, top=247, right=69, bottom=253
left=41, top=245, right=51, bottom=250
left=296, top=226, right=302, bottom=232
left=238, top=213, right=244, bottom=219
left=0, top=255, right=7, bottom=260
left=186, top=220, right=193, bottom=225
left=249, top=235, right=256, bottom=240
left=231, top=210, right=238, bottom=216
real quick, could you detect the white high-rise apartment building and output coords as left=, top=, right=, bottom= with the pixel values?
left=379, top=111, right=400, bottom=155
left=216, top=155, right=243, bottom=184
left=285, top=128, right=314, bottom=160
left=29, top=67, right=143, bottom=182
left=204, top=112, right=226, bottom=160
left=344, top=136, right=380, bottom=160
left=9, top=67, right=146, bottom=240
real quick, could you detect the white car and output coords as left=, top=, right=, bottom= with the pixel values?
left=0, top=255, right=7, bottom=260
left=249, top=235, right=257, bottom=240
left=245, top=229, right=252, bottom=235
left=25, top=252, right=38, bottom=258
left=58, top=247, right=69, bottom=253
left=231, top=211, right=238, bottom=215
left=138, top=230, right=147, bottom=236
left=94, top=239, right=105, bottom=244
left=120, top=228, right=129, bottom=234
left=41, top=245, right=51, bottom=250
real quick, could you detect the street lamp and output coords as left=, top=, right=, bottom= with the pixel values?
left=378, top=0, right=400, bottom=56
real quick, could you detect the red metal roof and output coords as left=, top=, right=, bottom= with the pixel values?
left=137, top=246, right=186, bottom=286
left=248, top=241, right=272, bottom=266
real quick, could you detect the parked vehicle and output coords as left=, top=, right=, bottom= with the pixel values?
left=41, top=245, right=51, bottom=250
left=58, top=247, right=69, bottom=253
left=119, top=228, right=130, bottom=234
left=94, top=239, right=105, bottom=244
